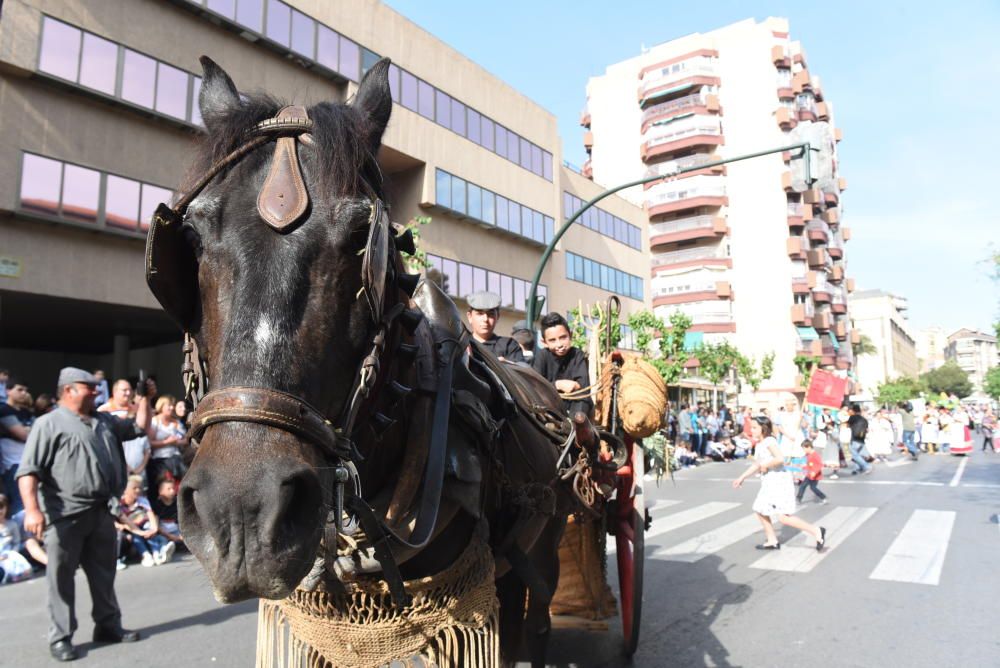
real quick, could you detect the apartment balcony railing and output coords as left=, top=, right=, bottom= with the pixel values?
left=829, top=263, right=845, bottom=283
left=821, top=208, right=840, bottom=226
left=581, top=158, right=592, bottom=179
left=791, top=301, right=815, bottom=325
left=807, top=248, right=830, bottom=269
left=645, top=176, right=727, bottom=217
left=655, top=303, right=735, bottom=326
left=813, top=310, right=832, bottom=331
left=831, top=290, right=847, bottom=314
left=643, top=153, right=724, bottom=180
left=652, top=272, right=732, bottom=304
left=797, top=338, right=823, bottom=357
left=583, top=131, right=593, bottom=150
left=641, top=119, right=723, bottom=162
left=641, top=92, right=720, bottom=129
left=639, top=57, right=719, bottom=103
left=828, top=234, right=843, bottom=259
left=650, top=243, right=728, bottom=270
left=787, top=236, right=806, bottom=259
left=649, top=215, right=727, bottom=245
left=806, top=218, right=830, bottom=244
left=834, top=318, right=849, bottom=341
left=812, top=276, right=832, bottom=303
left=846, top=277, right=855, bottom=293
left=777, top=106, right=797, bottom=130
left=796, top=94, right=818, bottom=121
left=580, top=105, right=590, bottom=128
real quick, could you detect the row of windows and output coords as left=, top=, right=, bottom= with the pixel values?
left=38, top=17, right=202, bottom=126
left=425, top=253, right=547, bottom=313
left=565, top=252, right=644, bottom=301
left=185, top=0, right=554, bottom=180
left=562, top=192, right=642, bottom=251
left=435, top=170, right=554, bottom=246
left=18, top=152, right=172, bottom=235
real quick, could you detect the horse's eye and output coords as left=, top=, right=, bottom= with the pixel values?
left=347, top=225, right=369, bottom=253
left=182, top=225, right=204, bottom=259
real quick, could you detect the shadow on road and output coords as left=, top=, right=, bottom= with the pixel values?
left=545, top=553, right=750, bottom=667
left=138, top=598, right=258, bottom=637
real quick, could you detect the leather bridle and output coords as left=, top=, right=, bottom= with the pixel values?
left=145, top=106, right=429, bottom=606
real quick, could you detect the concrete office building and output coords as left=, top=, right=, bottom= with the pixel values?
left=0, top=0, right=648, bottom=394
left=945, top=329, right=998, bottom=397
left=581, top=17, right=853, bottom=403
left=915, top=326, right=948, bottom=373
left=848, top=289, right=918, bottom=395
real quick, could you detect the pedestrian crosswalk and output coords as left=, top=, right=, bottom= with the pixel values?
left=621, top=498, right=971, bottom=587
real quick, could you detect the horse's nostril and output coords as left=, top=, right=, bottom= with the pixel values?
left=276, top=471, right=322, bottom=544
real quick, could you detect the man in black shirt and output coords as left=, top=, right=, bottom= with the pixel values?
left=532, top=313, right=592, bottom=416
left=465, top=291, right=523, bottom=362
left=846, top=403, right=872, bottom=474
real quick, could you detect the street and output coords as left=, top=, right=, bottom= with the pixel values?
left=2, top=450, right=997, bottom=667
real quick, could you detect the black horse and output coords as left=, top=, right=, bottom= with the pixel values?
left=157, top=56, right=573, bottom=666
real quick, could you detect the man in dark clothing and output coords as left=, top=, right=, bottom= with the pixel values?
left=532, top=313, right=592, bottom=416
left=846, top=403, right=871, bottom=475
left=465, top=291, right=524, bottom=362
left=510, top=319, right=536, bottom=363
left=17, top=367, right=151, bottom=662
left=898, top=402, right=919, bottom=459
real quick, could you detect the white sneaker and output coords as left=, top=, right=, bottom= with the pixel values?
left=116, top=558, right=128, bottom=571
left=141, top=552, right=155, bottom=567
left=159, top=541, right=177, bottom=564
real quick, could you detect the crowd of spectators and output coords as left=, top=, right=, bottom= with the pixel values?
left=0, top=368, right=190, bottom=586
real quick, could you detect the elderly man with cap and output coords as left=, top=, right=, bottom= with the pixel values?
left=465, top=291, right=524, bottom=362
left=17, top=367, right=152, bottom=662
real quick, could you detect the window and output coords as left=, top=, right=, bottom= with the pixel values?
left=105, top=175, right=141, bottom=230
left=435, top=170, right=548, bottom=245
left=500, top=275, right=513, bottom=306
left=290, top=10, right=315, bottom=58
left=467, top=184, right=482, bottom=220
left=435, top=170, right=451, bottom=209
left=361, top=48, right=380, bottom=76
left=519, top=137, right=531, bottom=170
left=317, top=25, right=339, bottom=72
left=235, top=0, right=263, bottom=31
left=19, top=154, right=62, bottom=216
left=121, top=49, right=156, bottom=108
left=488, top=271, right=501, bottom=295
left=265, top=0, right=291, bottom=46
left=207, top=0, right=236, bottom=18
left=496, top=195, right=508, bottom=230
left=494, top=125, right=507, bottom=158
left=451, top=99, right=466, bottom=136
left=480, top=116, right=494, bottom=151
left=190, top=76, right=203, bottom=126
left=481, top=190, right=495, bottom=225
left=459, top=263, right=473, bottom=297
left=508, top=199, right=520, bottom=235
left=38, top=18, right=81, bottom=81
left=140, top=184, right=173, bottom=230
left=400, top=70, right=417, bottom=111
left=467, top=109, right=481, bottom=144
left=387, top=63, right=400, bottom=102
left=450, top=176, right=466, bottom=214
left=531, top=145, right=543, bottom=177
left=542, top=151, right=553, bottom=181
left=473, top=266, right=486, bottom=293
left=442, top=258, right=457, bottom=296
left=507, top=131, right=519, bottom=164
left=435, top=90, right=451, bottom=128
left=418, top=80, right=434, bottom=119
left=61, top=164, right=100, bottom=223
left=338, top=37, right=360, bottom=81
left=79, top=33, right=117, bottom=95
left=155, top=62, right=189, bottom=120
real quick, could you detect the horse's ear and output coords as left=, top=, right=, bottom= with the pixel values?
left=352, top=57, right=392, bottom=151
left=198, top=56, right=240, bottom=131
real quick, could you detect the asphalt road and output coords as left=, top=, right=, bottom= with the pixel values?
left=3, top=448, right=997, bottom=667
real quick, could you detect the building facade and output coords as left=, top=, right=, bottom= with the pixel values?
left=915, top=326, right=948, bottom=373
left=0, top=0, right=649, bottom=394
left=848, top=289, right=918, bottom=395
left=582, top=17, right=853, bottom=403
left=945, top=329, right=998, bottom=396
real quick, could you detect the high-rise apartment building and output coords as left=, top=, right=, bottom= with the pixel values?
left=848, top=289, right=918, bottom=394
left=945, top=329, right=998, bottom=397
left=583, top=17, right=853, bottom=403
left=915, top=326, right=948, bottom=372
left=0, top=0, right=648, bottom=394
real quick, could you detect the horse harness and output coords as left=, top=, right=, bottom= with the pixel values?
left=145, top=105, right=450, bottom=607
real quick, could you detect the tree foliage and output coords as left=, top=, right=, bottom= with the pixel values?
left=403, top=215, right=432, bottom=272
left=920, top=361, right=973, bottom=398
left=627, top=310, right=692, bottom=385
left=793, top=354, right=821, bottom=387
left=852, top=333, right=877, bottom=357
left=983, top=366, right=1000, bottom=400
left=738, top=352, right=776, bottom=391
left=695, top=341, right=742, bottom=386
left=567, top=301, right=623, bottom=356
left=876, top=376, right=924, bottom=405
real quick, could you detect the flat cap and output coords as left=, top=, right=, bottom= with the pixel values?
left=511, top=319, right=531, bottom=334
left=58, top=367, right=99, bottom=386
left=466, top=291, right=501, bottom=311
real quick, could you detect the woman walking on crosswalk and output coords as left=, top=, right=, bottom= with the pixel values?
left=732, top=416, right=826, bottom=551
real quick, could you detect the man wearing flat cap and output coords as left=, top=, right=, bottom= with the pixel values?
left=18, top=367, right=152, bottom=662
left=465, top=291, right=524, bottom=362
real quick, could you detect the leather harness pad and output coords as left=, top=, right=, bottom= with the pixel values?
left=257, top=105, right=311, bottom=230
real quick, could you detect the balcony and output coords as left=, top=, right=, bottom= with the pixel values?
left=829, top=263, right=845, bottom=283
left=835, top=127, right=844, bottom=142
left=842, top=226, right=851, bottom=241
left=649, top=215, right=727, bottom=246
left=797, top=338, right=823, bottom=357
left=638, top=56, right=720, bottom=106
left=645, top=176, right=727, bottom=217
left=821, top=208, right=840, bottom=225
left=796, top=95, right=818, bottom=122
left=850, top=329, right=861, bottom=345
left=641, top=118, right=724, bottom=162
left=812, top=275, right=832, bottom=303
left=835, top=349, right=853, bottom=370
left=802, top=188, right=823, bottom=205
left=772, top=45, right=791, bottom=66
left=816, top=101, right=830, bottom=121
left=828, top=234, right=843, bottom=259
left=643, top=153, right=724, bottom=183
left=792, top=69, right=812, bottom=94
left=651, top=270, right=732, bottom=306
left=839, top=177, right=848, bottom=191
left=831, top=291, right=847, bottom=314
left=580, top=106, right=591, bottom=128
left=655, top=302, right=735, bottom=333
left=777, top=106, right=797, bottom=130
left=641, top=92, right=720, bottom=131
left=806, top=218, right=830, bottom=244
left=582, top=158, right=593, bottom=179
left=834, top=319, right=849, bottom=341
left=791, top=301, right=815, bottom=325
left=787, top=236, right=806, bottom=259
left=813, top=310, right=832, bottom=332
left=650, top=243, right=729, bottom=272
left=846, top=277, right=856, bottom=293
left=583, top=131, right=593, bottom=151
left=807, top=248, right=830, bottom=269
left=792, top=48, right=808, bottom=67
left=787, top=201, right=808, bottom=229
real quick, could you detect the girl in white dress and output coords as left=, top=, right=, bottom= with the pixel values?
left=866, top=410, right=894, bottom=461
left=922, top=411, right=939, bottom=454
left=733, top=416, right=826, bottom=550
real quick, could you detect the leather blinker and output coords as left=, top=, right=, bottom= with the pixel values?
left=361, top=199, right=390, bottom=320
left=257, top=105, right=312, bottom=230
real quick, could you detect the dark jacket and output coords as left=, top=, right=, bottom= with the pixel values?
left=848, top=414, right=868, bottom=442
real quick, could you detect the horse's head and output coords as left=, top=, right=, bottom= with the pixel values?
left=169, top=57, right=398, bottom=602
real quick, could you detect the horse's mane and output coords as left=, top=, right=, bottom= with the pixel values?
left=184, top=92, right=385, bottom=199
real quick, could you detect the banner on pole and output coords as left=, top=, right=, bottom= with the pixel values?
left=806, top=369, right=848, bottom=409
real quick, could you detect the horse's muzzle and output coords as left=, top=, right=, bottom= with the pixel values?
left=178, top=441, right=325, bottom=602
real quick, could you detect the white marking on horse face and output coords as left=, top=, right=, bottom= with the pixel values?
left=187, top=194, right=221, bottom=220
left=253, top=316, right=286, bottom=372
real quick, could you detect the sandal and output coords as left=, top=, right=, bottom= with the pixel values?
left=755, top=543, right=780, bottom=550
left=816, top=526, right=827, bottom=551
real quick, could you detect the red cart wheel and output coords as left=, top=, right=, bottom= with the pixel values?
left=615, top=437, right=645, bottom=657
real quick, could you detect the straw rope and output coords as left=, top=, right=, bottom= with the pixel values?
left=256, top=528, right=499, bottom=668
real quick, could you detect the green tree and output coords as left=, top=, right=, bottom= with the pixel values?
left=983, top=366, right=1000, bottom=400
left=793, top=354, right=821, bottom=387
left=738, top=352, right=776, bottom=391
left=403, top=215, right=432, bottom=273
left=852, top=333, right=877, bottom=357
left=567, top=301, right=622, bottom=356
left=876, top=377, right=924, bottom=405
left=626, top=310, right=692, bottom=385
left=920, top=361, right=973, bottom=398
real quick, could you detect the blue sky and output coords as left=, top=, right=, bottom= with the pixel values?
left=384, top=0, right=999, bottom=335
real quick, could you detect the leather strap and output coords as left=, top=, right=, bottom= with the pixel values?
left=257, top=106, right=311, bottom=230
left=188, top=386, right=341, bottom=457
